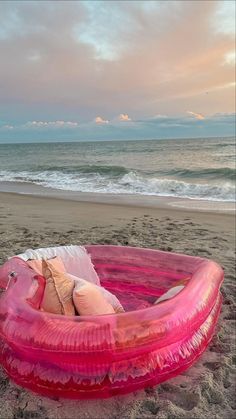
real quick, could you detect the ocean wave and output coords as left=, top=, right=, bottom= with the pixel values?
left=24, top=164, right=130, bottom=177
left=118, top=172, right=235, bottom=201
left=156, top=167, right=236, bottom=181
left=0, top=169, right=235, bottom=202
left=9, top=164, right=235, bottom=182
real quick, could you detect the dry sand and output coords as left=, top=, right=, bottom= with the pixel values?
left=0, top=191, right=235, bottom=419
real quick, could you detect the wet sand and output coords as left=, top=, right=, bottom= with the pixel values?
left=0, top=191, right=235, bottom=419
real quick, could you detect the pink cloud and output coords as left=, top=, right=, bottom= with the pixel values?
left=187, top=111, right=205, bottom=120
left=95, top=116, right=109, bottom=124
left=119, top=113, right=131, bottom=121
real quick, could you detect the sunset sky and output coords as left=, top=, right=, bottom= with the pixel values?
left=0, top=0, right=235, bottom=142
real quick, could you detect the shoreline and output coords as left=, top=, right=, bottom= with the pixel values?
left=0, top=181, right=235, bottom=215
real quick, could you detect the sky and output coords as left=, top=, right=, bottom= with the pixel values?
left=0, top=0, right=235, bottom=143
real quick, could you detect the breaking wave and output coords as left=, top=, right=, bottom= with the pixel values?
left=0, top=168, right=235, bottom=202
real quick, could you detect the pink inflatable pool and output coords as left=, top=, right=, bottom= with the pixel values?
left=0, top=245, right=223, bottom=399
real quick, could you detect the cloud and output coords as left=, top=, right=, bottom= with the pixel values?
left=153, top=114, right=168, bottom=119
left=0, top=0, right=234, bottom=125
left=0, top=124, right=14, bottom=130
left=187, top=111, right=205, bottom=120
left=94, top=116, right=109, bottom=124
left=1, top=112, right=235, bottom=142
left=208, top=112, right=236, bottom=124
left=119, top=113, right=131, bottom=121
left=25, top=120, right=78, bottom=128
left=137, top=111, right=235, bottom=127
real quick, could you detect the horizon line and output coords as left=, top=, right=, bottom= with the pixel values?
left=0, top=135, right=235, bottom=146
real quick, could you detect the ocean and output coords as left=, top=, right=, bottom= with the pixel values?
left=0, top=137, right=235, bottom=203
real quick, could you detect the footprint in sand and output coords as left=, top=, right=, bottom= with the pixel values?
left=158, top=384, right=200, bottom=411
left=203, top=361, right=222, bottom=371
left=141, top=399, right=160, bottom=415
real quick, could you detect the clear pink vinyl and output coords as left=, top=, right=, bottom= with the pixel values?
left=0, top=245, right=223, bottom=399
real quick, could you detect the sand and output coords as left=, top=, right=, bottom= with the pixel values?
left=0, top=191, right=235, bottom=419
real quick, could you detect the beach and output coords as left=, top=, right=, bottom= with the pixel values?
left=0, top=191, right=235, bottom=419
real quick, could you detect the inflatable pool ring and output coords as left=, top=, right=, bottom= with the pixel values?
left=0, top=245, right=223, bottom=399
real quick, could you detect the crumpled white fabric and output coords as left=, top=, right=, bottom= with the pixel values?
left=16, top=245, right=100, bottom=286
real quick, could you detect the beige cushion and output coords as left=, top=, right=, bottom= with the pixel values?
left=73, top=280, right=115, bottom=316
left=27, top=256, right=65, bottom=276
left=41, top=259, right=75, bottom=316
left=68, top=274, right=124, bottom=314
